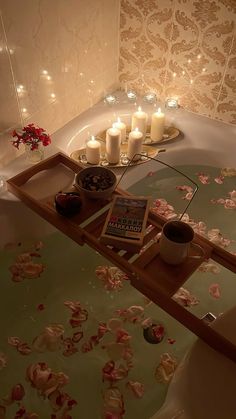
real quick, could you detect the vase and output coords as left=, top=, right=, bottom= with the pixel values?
left=25, top=143, right=44, bottom=164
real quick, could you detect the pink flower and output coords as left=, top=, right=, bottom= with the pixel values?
left=11, top=124, right=51, bottom=151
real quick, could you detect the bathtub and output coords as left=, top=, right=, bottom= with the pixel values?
left=1, top=90, right=236, bottom=247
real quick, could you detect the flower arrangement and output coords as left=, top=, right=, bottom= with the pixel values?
left=12, top=123, right=51, bottom=151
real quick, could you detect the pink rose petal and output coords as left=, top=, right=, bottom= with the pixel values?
left=209, top=283, right=221, bottom=299
left=126, top=381, right=144, bottom=398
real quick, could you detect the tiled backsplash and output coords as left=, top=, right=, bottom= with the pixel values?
left=0, top=0, right=119, bottom=166
left=119, top=0, right=236, bottom=125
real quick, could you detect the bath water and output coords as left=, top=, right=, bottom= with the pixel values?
left=0, top=164, right=235, bottom=418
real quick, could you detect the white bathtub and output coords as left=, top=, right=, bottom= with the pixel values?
left=1, top=91, right=236, bottom=247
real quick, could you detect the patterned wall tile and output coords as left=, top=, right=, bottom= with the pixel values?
left=215, top=94, right=236, bottom=124
left=119, top=0, right=174, bottom=98
left=119, top=0, right=236, bottom=124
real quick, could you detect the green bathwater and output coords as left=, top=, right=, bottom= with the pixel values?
left=0, top=165, right=235, bottom=418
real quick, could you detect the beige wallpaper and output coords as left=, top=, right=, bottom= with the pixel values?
left=0, top=0, right=120, bottom=167
left=119, top=0, right=236, bottom=125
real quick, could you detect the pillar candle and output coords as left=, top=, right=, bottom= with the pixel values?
left=127, top=128, right=143, bottom=161
left=150, top=107, right=165, bottom=142
left=131, top=106, right=148, bottom=137
left=112, top=117, right=127, bottom=143
left=106, top=127, right=121, bottom=164
left=86, top=136, right=101, bottom=165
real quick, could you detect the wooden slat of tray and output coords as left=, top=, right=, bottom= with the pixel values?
left=134, top=239, right=211, bottom=296
left=7, top=151, right=236, bottom=365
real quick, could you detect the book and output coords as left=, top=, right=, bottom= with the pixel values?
left=100, top=195, right=151, bottom=252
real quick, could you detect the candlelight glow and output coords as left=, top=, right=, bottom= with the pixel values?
left=135, top=127, right=139, bottom=132
left=138, top=106, right=142, bottom=112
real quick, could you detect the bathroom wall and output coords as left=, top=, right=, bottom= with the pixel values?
left=119, top=0, right=236, bottom=125
left=0, top=0, right=120, bottom=167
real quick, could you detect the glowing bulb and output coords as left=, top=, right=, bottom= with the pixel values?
left=42, top=70, right=48, bottom=75
left=173, top=72, right=176, bottom=78
left=79, top=72, right=84, bottom=77
left=202, top=67, right=206, bottom=72
left=47, top=75, right=51, bottom=81
left=50, top=93, right=56, bottom=98
left=188, top=59, right=191, bottom=64
left=90, top=80, right=94, bottom=84
left=197, top=54, right=201, bottom=59
left=22, top=108, right=27, bottom=113
left=182, top=70, right=185, bottom=75
left=17, top=85, right=24, bottom=93
left=190, top=79, right=193, bottom=84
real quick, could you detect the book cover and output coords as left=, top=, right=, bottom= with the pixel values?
left=100, top=195, right=151, bottom=251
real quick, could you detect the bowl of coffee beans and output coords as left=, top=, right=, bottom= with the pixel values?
left=74, top=166, right=117, bottom=199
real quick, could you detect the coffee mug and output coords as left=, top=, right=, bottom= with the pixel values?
left=159, top=220, right=204, bottom=265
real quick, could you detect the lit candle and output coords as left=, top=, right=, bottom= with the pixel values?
left=86, top=136, right=101, bottom=165
left=127, top=128, right=143, bottom=161
left=131, top=106, right=148, bottom=137
left=150, top=107, right=165, bottom=142
left=112, top=117, right=127, bottom=143
left=106, top=127, right=121, bottom=164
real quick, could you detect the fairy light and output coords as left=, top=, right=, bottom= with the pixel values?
left=50, top=93, right=56, bottom=99
left=17, top=85, right=24, bottom=93
left=182, top=70, right=185, bottom=75
left=190, top=79, right=193, bottom=84
left=197, top=54, right=201, bottom=59
left=22, top=108, right=27, bottom=113
left=202, top=67, right=206, bottom=72
left=188, top=59, right=192, bottom=64
left=173, top=72, right=177, bottom=78
left=42, top=70, right=48, bottom=75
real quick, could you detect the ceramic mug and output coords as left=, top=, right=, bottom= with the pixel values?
left=159, top=220, right=204, bottom=265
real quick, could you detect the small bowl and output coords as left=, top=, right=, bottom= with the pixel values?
left=55, top=192, right=82, bottom=217
left=74, top=166, right=117, bottom=200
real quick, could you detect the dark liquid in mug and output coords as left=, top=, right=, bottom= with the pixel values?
left=163, top=221, right=193, bottom=243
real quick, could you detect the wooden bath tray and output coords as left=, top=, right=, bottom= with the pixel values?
left=7, top=152, right=236, bottom=364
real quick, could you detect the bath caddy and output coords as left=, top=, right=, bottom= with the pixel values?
left=7, top=152, right=236, bottom=364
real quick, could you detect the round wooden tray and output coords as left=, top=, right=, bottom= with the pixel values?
left=97, top=126, right=181, bottom=145
left=70, top=144, right=165, bottom=168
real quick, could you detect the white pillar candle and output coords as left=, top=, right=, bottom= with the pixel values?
left=106, top=127, right=121, bottom=164
left=131, top=106, right=148, bottom=137
left=112, top=117, right=127, bottom=143
left=150, top=107, right=165, bottom=142
left=86, top=136, right=101, bottom=165
left=127, top=128, right=143, bottom=161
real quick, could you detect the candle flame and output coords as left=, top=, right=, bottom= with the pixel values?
left=135, top=127, right=139, bottom=132
left=91, top=135, right=95, bottom=141
left=138, top=106, right=142, bottom=112
left=117, top=117, right=121, bottom=123
left=158, top=107, right=162, bottom=113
